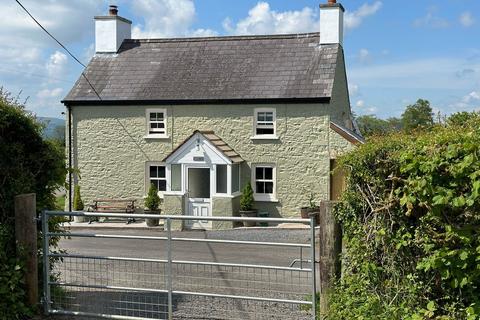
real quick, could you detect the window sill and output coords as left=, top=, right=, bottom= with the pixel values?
left=144, top=135, right=170, bottom=140
left=254, top=195, right=278, bottom=202
left=250, top=135, right=279, bottom=141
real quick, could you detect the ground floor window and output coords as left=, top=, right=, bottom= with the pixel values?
left=147, top=163, right=167, bottom=192
left=252, top=164, right=276, bottom=201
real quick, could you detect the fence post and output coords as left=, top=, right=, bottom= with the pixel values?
left=317, top=201, right=342, bottom=319
left=166, top=218, right=173, bottom=320
left=41, top=210, right=50, bottom=315
left=14, top=193, right=38, bottom=309
left=309, top=214, right=317, bottom=319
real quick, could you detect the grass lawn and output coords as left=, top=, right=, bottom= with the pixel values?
left=55, top=195, right=65, bottom=211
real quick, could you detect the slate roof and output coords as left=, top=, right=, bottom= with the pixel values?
left=64, top=33, right=340, bottom=103
left=163, top=130, right=244, bottom=164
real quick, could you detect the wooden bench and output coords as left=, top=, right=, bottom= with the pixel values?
left=87, top=199, right=137, bottom=224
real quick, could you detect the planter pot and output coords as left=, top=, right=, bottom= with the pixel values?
left=145, top=210, right=160, bottom=227
left=73, top=211, right=87, bottom=223
left=239, top=210, right=257, bottom=227
left=300, top=207, right=320, bottom=225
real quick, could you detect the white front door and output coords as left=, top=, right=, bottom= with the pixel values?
left=186, top=167, right=212, bottom=229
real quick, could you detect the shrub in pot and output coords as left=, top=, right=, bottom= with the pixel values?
left=239, top=182, right=257, bottom=227
left=301, top=193, right=320, bottom=224
left=145, top=184, right=161, bottom=227
left=73, top=185, right=86, bottom=222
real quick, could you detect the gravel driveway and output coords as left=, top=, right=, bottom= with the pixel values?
left=47, top=227, right=314, bottom=319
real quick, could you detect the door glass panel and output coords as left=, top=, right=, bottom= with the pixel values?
left=188, top=168, right=210, bottom=198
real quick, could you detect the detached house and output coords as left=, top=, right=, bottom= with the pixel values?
left=63, top=1, right=363, bottom=229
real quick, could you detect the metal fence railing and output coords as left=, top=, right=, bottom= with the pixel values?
left=42, top=211, right=317, bottom=320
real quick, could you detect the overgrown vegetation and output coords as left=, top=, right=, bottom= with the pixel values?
left=329, top=116, right=480, bottom=319
left=0, top=88, right=66, bottom=318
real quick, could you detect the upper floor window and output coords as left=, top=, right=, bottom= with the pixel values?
left=253, top=108, right=276, bottom=137
left=146, top=108, right=167, bottom=137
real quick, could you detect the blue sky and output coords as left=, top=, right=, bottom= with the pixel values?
left=0, top=0, right=479, bottom=119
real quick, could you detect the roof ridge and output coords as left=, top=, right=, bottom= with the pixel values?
left=123, top=32, right=320, bottom=44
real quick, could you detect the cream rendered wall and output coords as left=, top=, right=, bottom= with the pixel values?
left=70, top=103, right=336, bottom=217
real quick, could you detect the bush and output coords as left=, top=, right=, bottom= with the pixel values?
left=240, top=182, right=254, bottom=211
left=73, top=185, right=84, bottom=211
left=0, top=88, right=66, bottom=318
left=330, top=121, right=480, bottom=319
left=144, top=184, right=160, bottom=211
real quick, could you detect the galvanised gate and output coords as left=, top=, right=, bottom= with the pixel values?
left=42, top=211, right=317, bottom=319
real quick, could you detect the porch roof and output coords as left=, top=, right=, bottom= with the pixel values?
left=163, top=130, right=244, bottom=164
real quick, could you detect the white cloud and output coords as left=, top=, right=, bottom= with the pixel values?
left=349, top=84, right=360, bottom=97
left=344, top=1, right=382, bottom=31
left=356, top=100, right=365, bottom=107
left=460, top=12, right=475, bottom=28
left=414, top=6, right=449, bottom=28
left=462, top=91, right=480, bottom=104
left=37, top=88, right=63, bottom=99
left=223, top=2, right=317, bottom=35
left=358, top=48, right=371, bottom=63
left=46, top=51, right=68, bottom=81
left=130, top=0, right=216, bottom=38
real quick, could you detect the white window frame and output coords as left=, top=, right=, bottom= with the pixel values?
left=252, top=108, right=277, bottom=139
left=145, top=162, right=167, bottom=197
left=251, top=163, right=277, bottom=202
left=145, top=108, right=168, bottom=138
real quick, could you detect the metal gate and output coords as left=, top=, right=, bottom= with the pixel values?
left=42, top=211, right=317, bottom=319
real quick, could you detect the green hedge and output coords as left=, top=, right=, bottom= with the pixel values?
left=330, top=121, right=480, bottom=319
left=0, top=89, right=66, bottom=318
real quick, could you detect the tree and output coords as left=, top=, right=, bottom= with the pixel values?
left=447, top=111, right=480, bottom=127
left=356, top=115, right=403, bottom=137
left=401, top=99, right=434, bottom=131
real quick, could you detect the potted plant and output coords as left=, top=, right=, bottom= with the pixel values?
left=73, top=185, right=86, bottom=223
left=239, top=182, right=257, bottom=227
left=145, top=184, right=161, bottom=227
left=301, top=193, right=320, bottom=222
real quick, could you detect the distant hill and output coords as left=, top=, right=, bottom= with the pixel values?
left=37, top=117, right=65, bottom=140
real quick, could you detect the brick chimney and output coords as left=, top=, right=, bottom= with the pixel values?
left=320, top=0, right=345, bottom=46
left=94, top=5, right=132, bottom=53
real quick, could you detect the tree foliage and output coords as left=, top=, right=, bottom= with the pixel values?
left=329, top=120, right=480, bottom=319
left=73, top=185, right=84, bottom=211
left=447, top=111, right=480, bottom=127
left=402, top=99, right=434, bottom=131
left=356, top=115, right=403, bottom=137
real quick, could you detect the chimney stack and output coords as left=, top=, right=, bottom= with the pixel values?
left=94, top=5, right=132, bottom=53
left=109, top=5, right=118, bottom=16
left=320, top=1, right=344, bottom=46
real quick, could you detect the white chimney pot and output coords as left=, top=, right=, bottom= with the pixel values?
left=320, top=2, right=344, bottom=46
left=94, top=6, right=132, bottom=53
